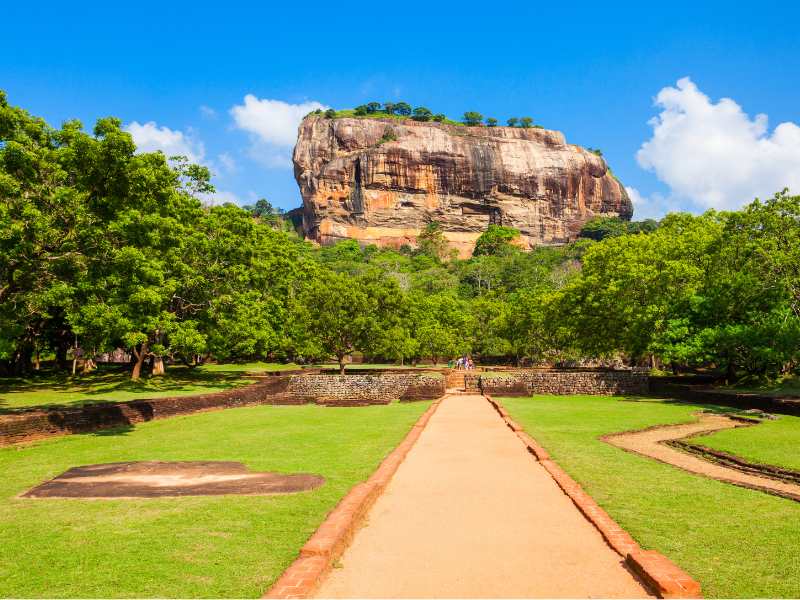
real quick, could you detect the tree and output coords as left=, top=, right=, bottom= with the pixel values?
left=324, top=108, right=336, bottom=119
left=0, top=94, right=89, bottom=374
left=383, top=102, right=396, bottom=115
left=412, top=107, right=432, bottom=121
left=507, top=117, right=518, bottom=127
left=354, top=105, right=368, bottom=116
left=416, top=222, right=450, bottom=261
left=486, top=117, right=498, bottom=127
left=463, top=111, right=483, bottom=126
left=299, top=273, right=383, bottom=374
left=409, top=293, right=472, bottom=364
left=520, top=117, right=533, bottom=128
left=394, top=102, right=412, bottom=116
left=433, top=114, right=446, bottom=122
left=366, top=102, right=381, bottom=113
left=473, top=225, right=521, bottom=256
left=578, top=217, right=628, bottom=241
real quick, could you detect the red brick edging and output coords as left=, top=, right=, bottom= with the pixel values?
left=263, top=398, right=442, bottom=599
left=485, top=394, right=702, bottom=599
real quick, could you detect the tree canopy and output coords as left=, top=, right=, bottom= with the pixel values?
left=3, top=91, right=799, bottom=384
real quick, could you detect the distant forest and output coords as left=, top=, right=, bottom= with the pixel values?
left=3, top=91, right=799, bottom=382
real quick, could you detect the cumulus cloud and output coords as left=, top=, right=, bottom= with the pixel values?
left=636, top=77, right=800, bottom=212
left=230, top=95, right=327, bottom=168
left=199, top=105, right=217, bottom=119
left=125, top=121, right=206, bottom=165
left=217, top=152, right=237, bottom=174
left=198, top=189, right=241, bottom=207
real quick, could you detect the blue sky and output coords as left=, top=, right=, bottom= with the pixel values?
left=3, top=1, right=799, bottom=218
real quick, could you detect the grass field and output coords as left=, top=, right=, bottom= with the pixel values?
left=687, top=414, right=800, bottom=472
left=0, top=401, right=429, bottom=597
left=726, top=375, right=800, bottom=397
left=0, top=366, right=253, bottom=411
left=501, top=395, right=800, bottom=598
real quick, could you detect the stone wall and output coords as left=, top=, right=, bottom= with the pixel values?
left=286, top=373, right=445, bottom=406
left=480, top=370, right=649, bottom=396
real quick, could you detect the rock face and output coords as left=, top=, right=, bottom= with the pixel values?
left=293, top=116, right=632, bottom=256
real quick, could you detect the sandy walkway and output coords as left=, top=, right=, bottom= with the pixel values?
left=316, top=394, right=650, bottom=598
left=604, top=414, right=800, bottom=501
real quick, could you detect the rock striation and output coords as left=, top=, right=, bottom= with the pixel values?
left=293, top=116, right=632, bottom=256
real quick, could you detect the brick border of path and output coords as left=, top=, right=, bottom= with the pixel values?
left=485, top=394, right=702, bottom=599
left=263, top=398, right=442, bottom=599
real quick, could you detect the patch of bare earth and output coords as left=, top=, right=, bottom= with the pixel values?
left=22, top=461, right=324, bottom=498
left=604, top=414, right=800, bottom=502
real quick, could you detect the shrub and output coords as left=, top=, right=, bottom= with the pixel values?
left=463, top=111, right=483, bottom=126
left=412, top=107, right=432, bottom=121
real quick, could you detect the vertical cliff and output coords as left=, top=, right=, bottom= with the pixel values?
left=292, top=115, right=632, bottom=256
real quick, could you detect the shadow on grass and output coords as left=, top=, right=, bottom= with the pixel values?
left=0, top=365, right=248, bottom=415
left=616, top=396, right=754, bottom=415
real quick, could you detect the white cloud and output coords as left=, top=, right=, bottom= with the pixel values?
left=636, top=77, right=800, bottom=212
left=199, top=105, right=217, bottom=119
left=230, top=95, right=327, bottom=168
left=198, top=189, right=241, bottom=207
left=625, top=186, right=683, bottom=220
left=125, top=121, right=206, bottom=165
left=217, top=152, right=237, bottom=174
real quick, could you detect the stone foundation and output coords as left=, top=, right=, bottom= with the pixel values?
left=286, top=373, right=445, bottom=406
left=480, top=370, right=648, bottom=396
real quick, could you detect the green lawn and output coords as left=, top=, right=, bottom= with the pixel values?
left=0, top=366, right=254, bottom=411
left=196, top=362, right=301, bottom=374
left=501, top=395, right=800, bottom=598
left=0, top=401, right=429, bottom=597
left=687, top=414, right=800, bottom=472
left=724, top=375, right=800, bottom=397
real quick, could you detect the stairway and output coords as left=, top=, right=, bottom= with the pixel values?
left=446, top=370, right=482, bottom=393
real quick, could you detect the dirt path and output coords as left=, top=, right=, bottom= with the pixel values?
left=316, top=394, right=650, bottom=598
left=604, top=414, right=800, bottom=501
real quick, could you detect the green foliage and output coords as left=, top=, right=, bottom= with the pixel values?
left=507, top=117, right=519, bottom=127
left=394, top=102, right=412, bottom=116
left=520, top=116, right=533, bottom=128
left=473, top=224, right=521, bottom=256
left=416, top=221, right=450, bottom=261
left=323, top=108, right=336, bottom=119
left=412, top=106, right=432, bottom=121
left=486, top=117, right=498, bottom=127
left=579, top=216, right=660, bottom=241
left=3, top=92, right=798, bottom=378
left=463, top=111, right=483, bottom=126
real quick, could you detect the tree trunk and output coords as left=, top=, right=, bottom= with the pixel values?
left=131, top=342, right=148, bottom=381
left=34, top=348, right=40, bottom=371
left=338, top=354, right=346, bottom=375
left=725, top=359, right=737, bottom=385
left=152, top=356, right=165, bottom=376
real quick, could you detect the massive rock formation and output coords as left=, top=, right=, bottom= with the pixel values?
left=293, top=115, right=632, bottom=256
